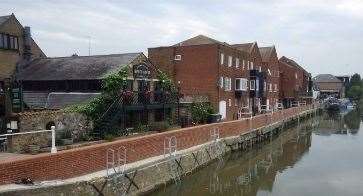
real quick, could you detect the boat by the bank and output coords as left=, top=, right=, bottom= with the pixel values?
left=323, top=97, right=341, bottom=111
left=323, top=97, right=355, bottom=112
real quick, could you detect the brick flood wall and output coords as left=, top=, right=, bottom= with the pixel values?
left=0, top=105, right=314, bottom=185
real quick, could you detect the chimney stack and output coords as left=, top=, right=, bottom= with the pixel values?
left=23, top=26, right=32, bottom=61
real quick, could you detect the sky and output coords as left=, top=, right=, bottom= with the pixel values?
left=1, top=0, right=363, bottom=76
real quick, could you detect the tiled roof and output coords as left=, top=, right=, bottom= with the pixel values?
left=259, top=46, right=275, bottom=62
left=23, top=92, right=49, bottom=109
left=45, top=92, right=101, bottom=109
left=0, top=15, right=11, bottom=27
left=232, top=43, right=255, bottom=53
left=23, top=92, right=101, bottom=109
left=174, top=34, right=228, bottom=46
left=279, top=56, right=308, bottom=74
left=313, top=74, right=342, bottom=83
left=17, top=53, right=142, bottom=81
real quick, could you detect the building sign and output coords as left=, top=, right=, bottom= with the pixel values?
left=133, top=63, right=151, bottom=79
left=11, top=87, right=23, bottom=112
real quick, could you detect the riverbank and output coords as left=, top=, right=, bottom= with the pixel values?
left=0, top=105, right=320, bottom=195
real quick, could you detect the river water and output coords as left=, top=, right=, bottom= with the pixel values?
left=151, top=110, right=363, bottom=196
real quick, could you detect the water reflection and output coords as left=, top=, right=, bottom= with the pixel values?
left=152, top=110, right=363, bottom=196
left=315, top=110, right=361, bottom=135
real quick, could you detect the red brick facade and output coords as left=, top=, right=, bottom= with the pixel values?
left=148, top=35, right=250, bottom=121
left=0, top=105, right=314, bottom=185
left=260, top=46, right=280, bottom=107
left=279, top=56, right=312, bottom=106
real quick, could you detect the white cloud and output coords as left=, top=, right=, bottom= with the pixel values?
left=0, top=0, right=362, bottom=75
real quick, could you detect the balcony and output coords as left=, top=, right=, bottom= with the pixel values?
left=249, top=70, right=266, bottom=98
left=119, top=90, right=179, bottom=110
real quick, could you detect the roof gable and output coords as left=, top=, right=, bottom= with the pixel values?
left=232, top=42, right=254, bottom=53
left=313, top=74, right=342, bottom=83
left=279, top=56, right=308, bottom=74
left=259, top=46, right=276, bottom=62
left=174, top=34, right=227, bottom=46
left=18, top=53, right=143, bottom=81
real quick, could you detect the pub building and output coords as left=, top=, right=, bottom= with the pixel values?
left=16, top=52, right=177, bottom=131
left=0, top=13, right=46, bottom=133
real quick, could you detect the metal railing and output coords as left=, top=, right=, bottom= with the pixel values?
left=121, top=90, right=179, bottom=105
left=0, top=126, right=57, bottom=153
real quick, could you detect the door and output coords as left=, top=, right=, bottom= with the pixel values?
left=219, top=101, right=227, bottom=120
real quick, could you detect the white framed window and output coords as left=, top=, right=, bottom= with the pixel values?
left=224, top=77, right=232, bottom=91
left=220, top=53, right=224, bottom=65
left=235, top=78, right=248, bottom=91
left=228, top=56, right=232, bottom=67
left=224, top=77, right=228, bottom=90
left=228, top=99, right=232, bottom=107
left=295, top=73, right=298, bottom=79
left=219, top=76, right=224, bottom=88
left=247, top=61, right=250, bottom=70
left=242, top=60, right=245, bottom=70
left=250, top=62, right=254, bottom=70
left=259, top=66, right=262, bottom=72
left=268, top=69, right=271, bottom=76
left=236, top=58, right=240, bottom=68
left=229, top=78, right=232, bottom=91
left=274, top=84, right=278, bottom=92
left=174, top=55, right=181, bottom=61
left=264, top=82, right=267, bottom=92
left=250, top=80, right=256, bottom=90
left=269, top=83, right=273, bottom=92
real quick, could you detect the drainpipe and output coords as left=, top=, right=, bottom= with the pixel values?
left=217, top=45, right=221, bottom=117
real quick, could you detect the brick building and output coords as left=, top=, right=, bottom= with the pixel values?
left=0, top=13, right=45, bottom=130
left=16, top=53, right=177, bottom=133
left=279, top=56, right=312, bottom=107
left=148, top=35, right=250, bottom=121
left=232, top=42, right=265, bottom=114
left=259, top=46, right=280, bottom=108
left=313, top=74, right=344, bottom=99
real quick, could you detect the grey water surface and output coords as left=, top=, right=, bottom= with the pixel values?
left=151, top=110, right=363, bottom=196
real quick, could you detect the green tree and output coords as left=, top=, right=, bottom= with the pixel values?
left=347, top=85, right=363, bottom=102
left=350, top=73, right=361, bottom=87
left=346, top=73, right=363, bottom=101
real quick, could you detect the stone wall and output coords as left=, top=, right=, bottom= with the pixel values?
left=9, top=110, right=93, bottom=152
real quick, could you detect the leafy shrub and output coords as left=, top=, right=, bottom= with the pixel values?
left=104, top=134, right=117, bottom=142
left=135, top=123, right=149, bottom=132
left=189, top=102, right=215, bottom=124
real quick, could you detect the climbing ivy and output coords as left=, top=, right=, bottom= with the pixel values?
left=102, top=66, right=129, bottom=96
left=65, top=66, right=129, bottom=120
left=157, top=71, right=176, bottom=92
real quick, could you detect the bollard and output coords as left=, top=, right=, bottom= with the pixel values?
left=51, top=126, right=57, bottom=153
